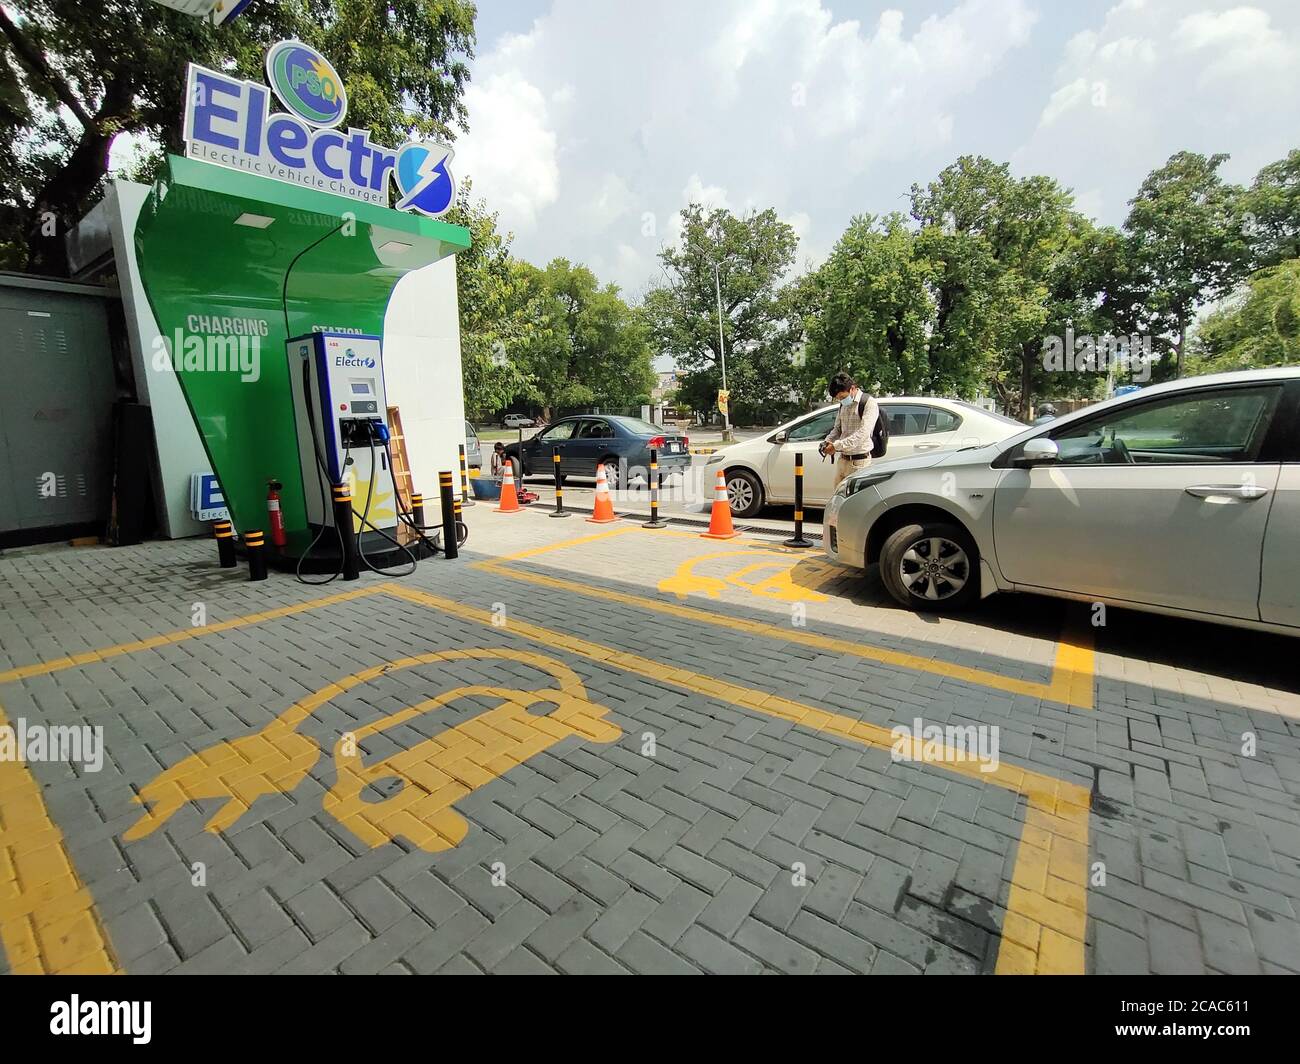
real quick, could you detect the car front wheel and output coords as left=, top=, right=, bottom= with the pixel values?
left=725, top=468, right=764, bottom=518
left=878, top=522, right=979, bottom=611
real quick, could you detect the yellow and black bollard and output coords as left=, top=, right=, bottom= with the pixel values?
left=439, top=471, right=459, bottom=560
left=411, top=492, right=426, bottom=529
left=213, top=519, right=237, bottom=568
left=784, top=452, right=813, bottom=549
left=549, top=448, right=570, bottom=518
left=643, top=448, right=667, bottom=529
left=332, top=482, right=361, bottom=580
left=458, top=444, right=475, bottom=507
left=244, top=529, right=268, bottom=581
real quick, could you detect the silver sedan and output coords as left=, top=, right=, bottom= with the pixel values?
left=824, top=368, right=1300, bottom=635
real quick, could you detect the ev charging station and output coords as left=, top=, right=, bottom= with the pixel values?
left=287, top=332, right=396, bottom=539
left=125, top=37, right=471, bottom=577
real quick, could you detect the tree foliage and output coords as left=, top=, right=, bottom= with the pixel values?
left=643, top=204, right=802, bottom=422
left=1, top=0, right=476, bottom=271
left=1192, top=258, right=1300, bottom=371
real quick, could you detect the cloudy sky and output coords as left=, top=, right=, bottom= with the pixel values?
left=456, top=0, right=1300, bottom=300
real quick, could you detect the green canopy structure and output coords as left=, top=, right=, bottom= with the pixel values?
left=134, top=154, right=471, bottom=543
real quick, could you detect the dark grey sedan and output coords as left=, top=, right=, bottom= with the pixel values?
left=506, top=415, right=690, bottom=488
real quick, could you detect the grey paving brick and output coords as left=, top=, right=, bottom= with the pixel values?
left=343, top=878, right=410, bottom=934
left=616, top=930, right=702, bottom=974
left=609, top=850, right=680, bottom=901
left=788, top=911, right=875, bottom=973
left=676, top=924, right=763, bottom=974
left=587, top=889, right=658, bottom=954
left=464, top=900, right=549, bottom=970
left=402, top=906, right=491, bottom=974
left=1146, top=915, right=1204, bottom=974
left=109, top=902, right=170, bottom=963
left=642, top=881, right=712, bottom=947
left=1197, top=911, right=1260, bottom=974
left=283, top=881, right=352, bottom=941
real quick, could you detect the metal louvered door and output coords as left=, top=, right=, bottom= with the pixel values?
left=0, top=285, right=115, bottom=539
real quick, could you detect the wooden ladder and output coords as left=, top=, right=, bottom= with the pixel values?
left=386, top=405, right=416, bottom=544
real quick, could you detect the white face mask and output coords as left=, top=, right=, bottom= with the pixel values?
left=839, top=392, right=855, bottom=406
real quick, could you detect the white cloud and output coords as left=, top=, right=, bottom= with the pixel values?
left=458, top=0, right=1037, bottom=292
left=1015, top=1, right=1300, bottom=224
left=454, top=70, right=559, bottom=230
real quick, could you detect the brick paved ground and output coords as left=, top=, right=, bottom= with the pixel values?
left=1, top=506, right=1299, bottom=974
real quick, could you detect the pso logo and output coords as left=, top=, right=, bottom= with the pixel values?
left=265, top=40, right=347, bottom=128
left=394, top=142, right=456, bottom=216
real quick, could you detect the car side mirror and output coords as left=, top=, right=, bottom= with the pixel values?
left=1016, top=437, right=1059, bottom=466
left=770, top=431, right=788, bottom=444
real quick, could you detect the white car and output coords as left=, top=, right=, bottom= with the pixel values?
left=503, top=413, right=535, bottom=428
left=705, top=397, right=1024, bottom=516
left=824, top=368, right=1299, bottom=635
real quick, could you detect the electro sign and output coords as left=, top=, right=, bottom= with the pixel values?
left=183, top=39, right=456, bottom=216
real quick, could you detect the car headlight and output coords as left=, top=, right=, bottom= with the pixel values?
left=834, top=470, right=894, bottom=499
left=705, top=454, right=724, bottom=465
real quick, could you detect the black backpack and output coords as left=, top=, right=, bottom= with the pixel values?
left=860, top=396, right=889, bottom=458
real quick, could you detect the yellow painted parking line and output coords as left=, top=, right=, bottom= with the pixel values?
left=480, top=557, right=1092, bottom=708
left=383, top=582, right=1091, bottom=975
left=0, top=584, right=392, bottom=686
left=477, top=525, right=1095, bottom=710
left=495, top=526, right=636, bottom=562
left=0, top=696, right=118, bottom=974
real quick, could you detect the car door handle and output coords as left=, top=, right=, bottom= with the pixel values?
left=913, top=443, right=940, bottom=451
left=1185, top=483, right=1270, bottom=500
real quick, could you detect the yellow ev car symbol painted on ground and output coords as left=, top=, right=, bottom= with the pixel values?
left=657, top=549, right=840, bottom=603
left=123, top=649, right=620, bottom=851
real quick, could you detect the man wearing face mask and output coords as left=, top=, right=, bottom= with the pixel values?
left=819, top=371, right=878, bottom=489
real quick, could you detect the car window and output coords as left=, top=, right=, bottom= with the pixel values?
left=1052, top=386, right=1281, bottom=465
left=539, top=421, right=578, bottom=442
left=881, top=404, right=931, bottom=436
left=464, top=421, right=478, bottom=443
left=927, top=409, right=960, bottom=433
left=787, top=410, right=836, bottom=441
left=615, top=417, right=662, bottom=435
left=581, top=420, right=615, bottom=439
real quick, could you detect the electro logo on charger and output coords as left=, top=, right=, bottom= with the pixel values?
left=184, top=39, right=456, bottom=218
left=337, top=348, right=376, bottom=369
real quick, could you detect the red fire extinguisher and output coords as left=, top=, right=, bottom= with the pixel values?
left=267, top=479, right=286, bottom=550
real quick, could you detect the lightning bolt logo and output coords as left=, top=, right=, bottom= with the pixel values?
left=394, top=142, right=456, bottom=216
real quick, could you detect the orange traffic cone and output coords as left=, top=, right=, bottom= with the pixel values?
left=496, top=463, right=523, bottom=513
left=701, top=469, right=739, bottom=539
left=588, top=463, right=618, bottom=524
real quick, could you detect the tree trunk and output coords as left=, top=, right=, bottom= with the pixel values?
left=1018, top=345, right=1034, bottom=421
left=1175, top=320, right=1186, bottom=378
left=27, top=128, right=115, bottom=275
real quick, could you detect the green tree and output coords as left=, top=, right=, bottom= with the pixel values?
left=1241, top=149, right=1300, bottom=268
left=643, top=203, right=802, bottom=423
left=515, top=258, right=655, bottom=415
left=1191, top=258, right=1300, bottom=371
left=1122, top=151, right=1251, bottom=378
left=908, top=156, right=1105, bottom=416
left=1, top=0, right=476, bottom=272
left=804, top=213, right=936, bottom=398
left=442, top=180, right=534, bottom=421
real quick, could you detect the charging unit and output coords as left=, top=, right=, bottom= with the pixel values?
left=287, top=331, right=397, bottom=542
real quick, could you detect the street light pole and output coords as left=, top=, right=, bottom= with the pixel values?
left=713, top=261, right=733, bottom=443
